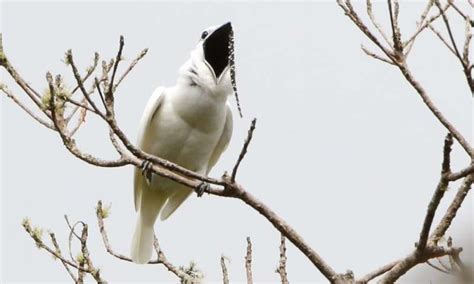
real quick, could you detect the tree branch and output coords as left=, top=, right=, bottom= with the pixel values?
left=231, top=118, right=257, bottom=182
left=417, top=133, right=452, bottom=251
left=245, top=237, right=253, bottom=284
left=276, top=235, right=289, bottom=284
left=221, top=255, right=230, bottom=284
left=379, top=245, right=463, bottom=283
left=430, top=174, right=474, bottom=244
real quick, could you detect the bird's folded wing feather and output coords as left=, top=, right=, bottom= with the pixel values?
left=207, top=104, right=234, bottom=174
left=133, top=87, right=166, bottom=211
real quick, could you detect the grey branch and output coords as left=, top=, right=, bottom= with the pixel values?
left=220, top=255, right=230, bottom=284
left=245, top=237, right=253, bottom=284
left=276, top=235, right=289, bottom=284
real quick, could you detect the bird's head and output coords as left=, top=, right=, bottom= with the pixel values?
left=179, top=22, right=234, bottom=97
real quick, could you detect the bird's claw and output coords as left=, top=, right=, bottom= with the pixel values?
left=196, top=182, right=210, bottom=197
left=140, top=160, right=153, bottom=185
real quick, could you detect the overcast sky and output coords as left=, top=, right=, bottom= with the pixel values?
left=1, top=1, right=472, bottom=283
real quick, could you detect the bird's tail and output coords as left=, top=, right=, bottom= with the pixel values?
left=131, top=190, right=167, bottom=264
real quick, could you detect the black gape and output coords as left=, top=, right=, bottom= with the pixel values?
left=203, top=22, right=232, bottom=79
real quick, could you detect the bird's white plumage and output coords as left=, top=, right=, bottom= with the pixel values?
left=131, top=23, right=234, bottom=264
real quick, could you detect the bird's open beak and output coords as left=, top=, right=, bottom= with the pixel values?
left=203, top=22, right=232, bottom=81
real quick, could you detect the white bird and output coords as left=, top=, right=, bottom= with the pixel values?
left=131, top=22, right=235, bottom=264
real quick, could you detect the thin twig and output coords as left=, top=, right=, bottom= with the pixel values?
left=435, top=0, right=474, bottom=93
left=70, top=52, right=100, bottom=95
left=435, top=0, right=462, bottom=61
left=428, top=24, right=458, bottom=56
left=67, top=50, right=107, bottom=120
left=0, top=41, right=51, bottom=118
left=49, top=232, right=77, bottom=282
left=379, top=246, right=462, bottom=283
left=107, top=35, right=124, bottom=97
left=387, top=0, right=402, bottom=52
left=221, top=255, right=230, bottom=284
left=448, top=163, right=474, bottom=181
left=361, top=45, right=396, bottom=65
left=0, top=85, right=55, bottom=130
left=404, top=1, right=449, bottom=55
left=417, top=134, right=452, bottom=251
left=231, top=118, right=257, bottom=182
left=366, top=0, right=393, bottom=47
left=276, top=235, right=289, bottom=284
left=426, top=260, right=451, bottom=274
left=245, top=237, right=253, bottom=284
left=22, top=219, right=92, bottom=273
left=356, top=260, right=399, bottom=283
left=113, top=48, right=148, bottom=92
left=69, top=104, right=88, bottom=137
left=152, top=236, right=187, bottom=280
left=430, top=174, right=474, bottom=244
left=65, top=96, right=98, bottom=115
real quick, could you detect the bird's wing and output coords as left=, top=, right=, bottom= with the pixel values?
left=134, top=87, right=166, bottom=211
left=206, top=104, right=233, bottom=174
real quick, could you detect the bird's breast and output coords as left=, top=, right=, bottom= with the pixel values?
left=141, top=85, right=227, bottom=175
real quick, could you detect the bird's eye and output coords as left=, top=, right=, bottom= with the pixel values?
left=201, top=31, right=208, bottom=39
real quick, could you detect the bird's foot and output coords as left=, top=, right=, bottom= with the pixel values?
left=196, top=182, right=210, bottom=197
left=140, top=159, right=154, bottom=185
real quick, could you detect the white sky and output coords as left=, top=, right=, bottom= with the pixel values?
left=1, top=1, right=472, bottom=283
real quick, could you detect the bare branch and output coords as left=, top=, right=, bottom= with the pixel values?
left=396, top=63, right=472, bottom=156
left=366, top=0, right=393, bottom=47
left=356, top=260, right=399, bottom=283
left=107, top=35, right=124, bottom=97
left=22, top=219, right=93, bottom=274
left=49, top=232, right=77, bottom=282
left=70, top=52, right=99, bottom=95
left=428, top=24, right=458, bottom=56
left=417, top=134, right=452, bottom=251
left=245, top=237, right=253, bottom=284
left=67, top=50, right=107, bottom=120
left=0, top=34, right=51, bottom=117
left=435, top=0, right=474, bottom=93
left=113, top=48, right=148, bottom=92
left=231, top=118, right=257, bottom=182
left=152, top=236, right=188, bottom=280
left=361, top=45, right=396, bottom=65
left=450, top=1, right=471, bottom=23
left=448, top=163, right=474, bottom=181
left=65, top=96, right=98, bottom=115
left=430, top=174, right=474, bottom=244
left=338, top=0, right=474, bottom=154
left=387, top=0, right=402, bottom=52
left=336, top=0, right=397, bottom=63
left=379, top=245, right=463, bottom=283
left=435, top=0, right=462, bottom=61
left=463, top=18, right=472, bottom=65
left=69, top=104, right=87, bottom=137
left=0, top=84, right=55, bottom=130
left=404, top=1, right=448, bottom=55
left=221, top=255, right=230, bottom=284
left=426, top=260, right=452, bottom=274
left=276, top=235, right=289, bottom=284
